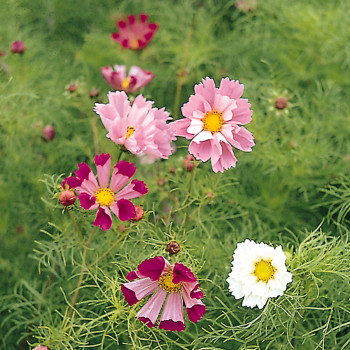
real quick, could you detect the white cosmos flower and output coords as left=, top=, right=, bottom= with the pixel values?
left=226, top=239, right=292, bottom=309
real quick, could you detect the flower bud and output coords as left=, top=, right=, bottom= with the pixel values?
left=42, top=125, right=55, bottom=142
left=0, top=51, right=6, bottom=57
left=67, top=83, right=77, bottom=93
left=166, top=241, right=180, bottom=255
left=11, top=40, right=26, bottom=54
left=89, top=89, right=99, bottom=98
left=33, top=346, right=49, bottom=350
left=131, top=205, right=144, bottom=222
left=183, top=154, right=195, bottom=172
left=59, top=190, right=76, bottom=206
left=275, top=97, right=288, bottom=110
left=157, top=178, right=166, bottom=187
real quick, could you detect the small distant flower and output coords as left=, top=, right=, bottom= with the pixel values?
left=226, top=239, right=292, bottom=309
left=42, top=125, right=55, bottom=142
left=170, top=77, right=254, bottom=173
left=94, top=91, right=175, bottom=159
left=59, top=189, right=76, bottom=206
left=101, top=65, right=154, bottom=93
left=122, top=256, right=205, bottom=331
left=11, top=40, right=26, bottom=54
left=63, top=153, right=148, bottom=231
left=236, top=0, right=258, bottom=12
left=111, top=14, right=158, bottom=50
left=33, top=346, right=49, bottom=350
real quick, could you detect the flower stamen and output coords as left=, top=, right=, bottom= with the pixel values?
left=159, top=270, right=183, bottom=293
left=95, top=188, right=115, bottom=207
left=202, top=110, right=224, bottom=133
left=126, top=126, right=135, bottom=139
left=253, top=259, right=276, bottom=283
left=122, top=78, right=130, bottom=90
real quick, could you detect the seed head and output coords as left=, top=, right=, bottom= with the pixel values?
left=166, top=241, right=180, bottom=255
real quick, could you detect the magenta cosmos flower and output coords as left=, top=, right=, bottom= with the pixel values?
left=111, top=14, right=158, bottom=50
left=63, top=153, right=148, bottom=231
left=101, top=65, right=154, bottom=93
left=94, top=91, right=175, bottom=159
left=170, top=77, right=255, bottom=173
left=122, top=256, right=205, bottom=331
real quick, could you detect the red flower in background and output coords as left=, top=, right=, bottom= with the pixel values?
left=111, top=14, right=158, bottom=50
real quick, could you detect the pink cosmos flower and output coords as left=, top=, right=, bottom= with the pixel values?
left=94, top=91, right=175, bottom=159
left=11, top=40, right=26, bottom=54
left=122, top=256, right=205, bottom=331
left=101, top=65, right=154, bottom=93
left=170, top=77, right=255, bottom=173
left=33, top=346, right=49, bottom=350
left=63, top=153, right=148, bottom=231
left=111, top=14, right=158, bottom=50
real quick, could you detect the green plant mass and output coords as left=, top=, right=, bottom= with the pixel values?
left=1, top=0, right=350, bottom=349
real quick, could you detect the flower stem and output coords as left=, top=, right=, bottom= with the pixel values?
left=182, top=163, right=197, bottom=229
left=88, top=229, right=129, bottom=270
left=68, top=226, right=97, bottom=318
left=173, top=14, right=196, bottom=119
left=90, top=113, right=99, bottom=154
left=68, top=209, right=84, bottom=241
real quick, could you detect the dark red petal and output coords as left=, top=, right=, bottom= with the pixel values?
left=186, top=304, right=206, bottom=323
left=159, top=320, right=185, bottom=332
left=63, top=176, right=82, bottom=189
left=117, top=20, right=127, bottom=29
left=173, top=263, right=197, bottom=284
left=139, top=13, right=149, bottom=23
left=138, top=317, right=155, bottom=328
left=117, top=199, right=136, bottom=221
left=121, top=284, right=138, bottom=306
left=130, top=179, right=148, bottom=195
left=190, top=289, right=204, bottom=299
left=127, top=15, right=136, bottom=24
left=126, top=271, right=138, bottom=281
left=74, top=162, right=91, bottom=181
left=111, top=32, right=120, bottom=41
left=94, top=153, right=110, bottom=166
left=138, top=256, right=165, bottom=281
left=78, top=193, right=96, bottom=209
left=114, top=160, right=136, bottom=178
left=93, top=207, right=112, bottom=231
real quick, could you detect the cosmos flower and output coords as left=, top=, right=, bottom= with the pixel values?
left=226, top=239, right=292, bottom=309
left=122, top=256, right=206, bottom=331
left=33, top=346, right=49, bottom=350
left=94, top=91, right=175, bottom=159
left=111, top=14, right=158, bottom=50
left=63, top=153, right=148, bottom=231
left=170, top=77, right=255, bottom=173
left=101, top=65, right=154, bottom=93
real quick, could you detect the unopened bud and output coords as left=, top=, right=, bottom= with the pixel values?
left=166, top=241, right=180, bottom=255
left=131, top=205, right=144, bottom=222
left=59, top=190, right=76, bottom=206
left=11, top=40, right=26, bottom=54
left=157, top=178, right=166, bottom=187
left=183, top=154, right=195, bottom=172
left=206, top=191, right=213, bottom=199
left=16, top=225, right=24, bottom=233
left=67, top=83, right=77, bottom=93
left=169, top=167, right=176, bottom=174
left=275, top=97, right=288, bottom=110
left=42, top=125, right=55, bottom=142
left=89, top=89, right=99, bottom=98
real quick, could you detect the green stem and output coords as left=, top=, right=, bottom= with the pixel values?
left=173, top=14, right=196, bottom=119
left=88, top=229, right=129, bottom=270
left=68, top=210, right=84, bottom=241
left=68, top=226, right=97, bottom=318
left=90, top=113, right=99, bottom=154
left=183, top=163, right=197, bottom=229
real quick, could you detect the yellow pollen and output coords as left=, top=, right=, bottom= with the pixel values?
left=253, top=259, right=276, bottom=283
left=202, top=110, right=224, bottom=133
left=122, top=78, right=130, bottom=90
left=94, top=188, right=115, bottom=207
left=158, top=270, right=183, bottom=293
left=126, top=126, right=135, bottom=139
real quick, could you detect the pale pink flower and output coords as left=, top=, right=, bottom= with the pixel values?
left=63, top=153, right=148, bottom=231
left=170, top=77, right=255, bottom=173
left=33, top=346, right=49, bottom=350
left=111, top=14, right=158, bottom=50
left=101, top=65, right=154, bottom=93
left=94, top=91, right=175, bottom=159
left=122, top=256, right=205, bottom=331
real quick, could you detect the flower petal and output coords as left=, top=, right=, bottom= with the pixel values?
left=112, top=198, right=135, bottom=221
left=122, top=277, right=159, bottom=305
left=78, top=192, right=98, bottom=210
left=137, top=256, right=170, bottom=281
left=173, top=263, right=197, bottom=284
left=94, top=153, right=111, bottom=188
left=109, top=161, right=136, bottom=193
left=116, top=179, right=148, bottom=200
left=159, top=292, right=185, bottom=332
left=93, top=207, right=112, bottom=231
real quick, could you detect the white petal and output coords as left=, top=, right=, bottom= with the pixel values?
left=192, top=130, right=213, bottom=143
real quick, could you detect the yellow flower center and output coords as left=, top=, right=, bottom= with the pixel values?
left=202, top=110, right=224, bottom=133
left=253, top=259, right=276, bottom=283
left=130, top=39, right=139, bottom=50
left=94, top=188, right=115, bottom=207
left=122, top=78, right=130, bottom=90
left=126, top=126, right=135, bottom=139
left=158, top=270, right=183, bottom=293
